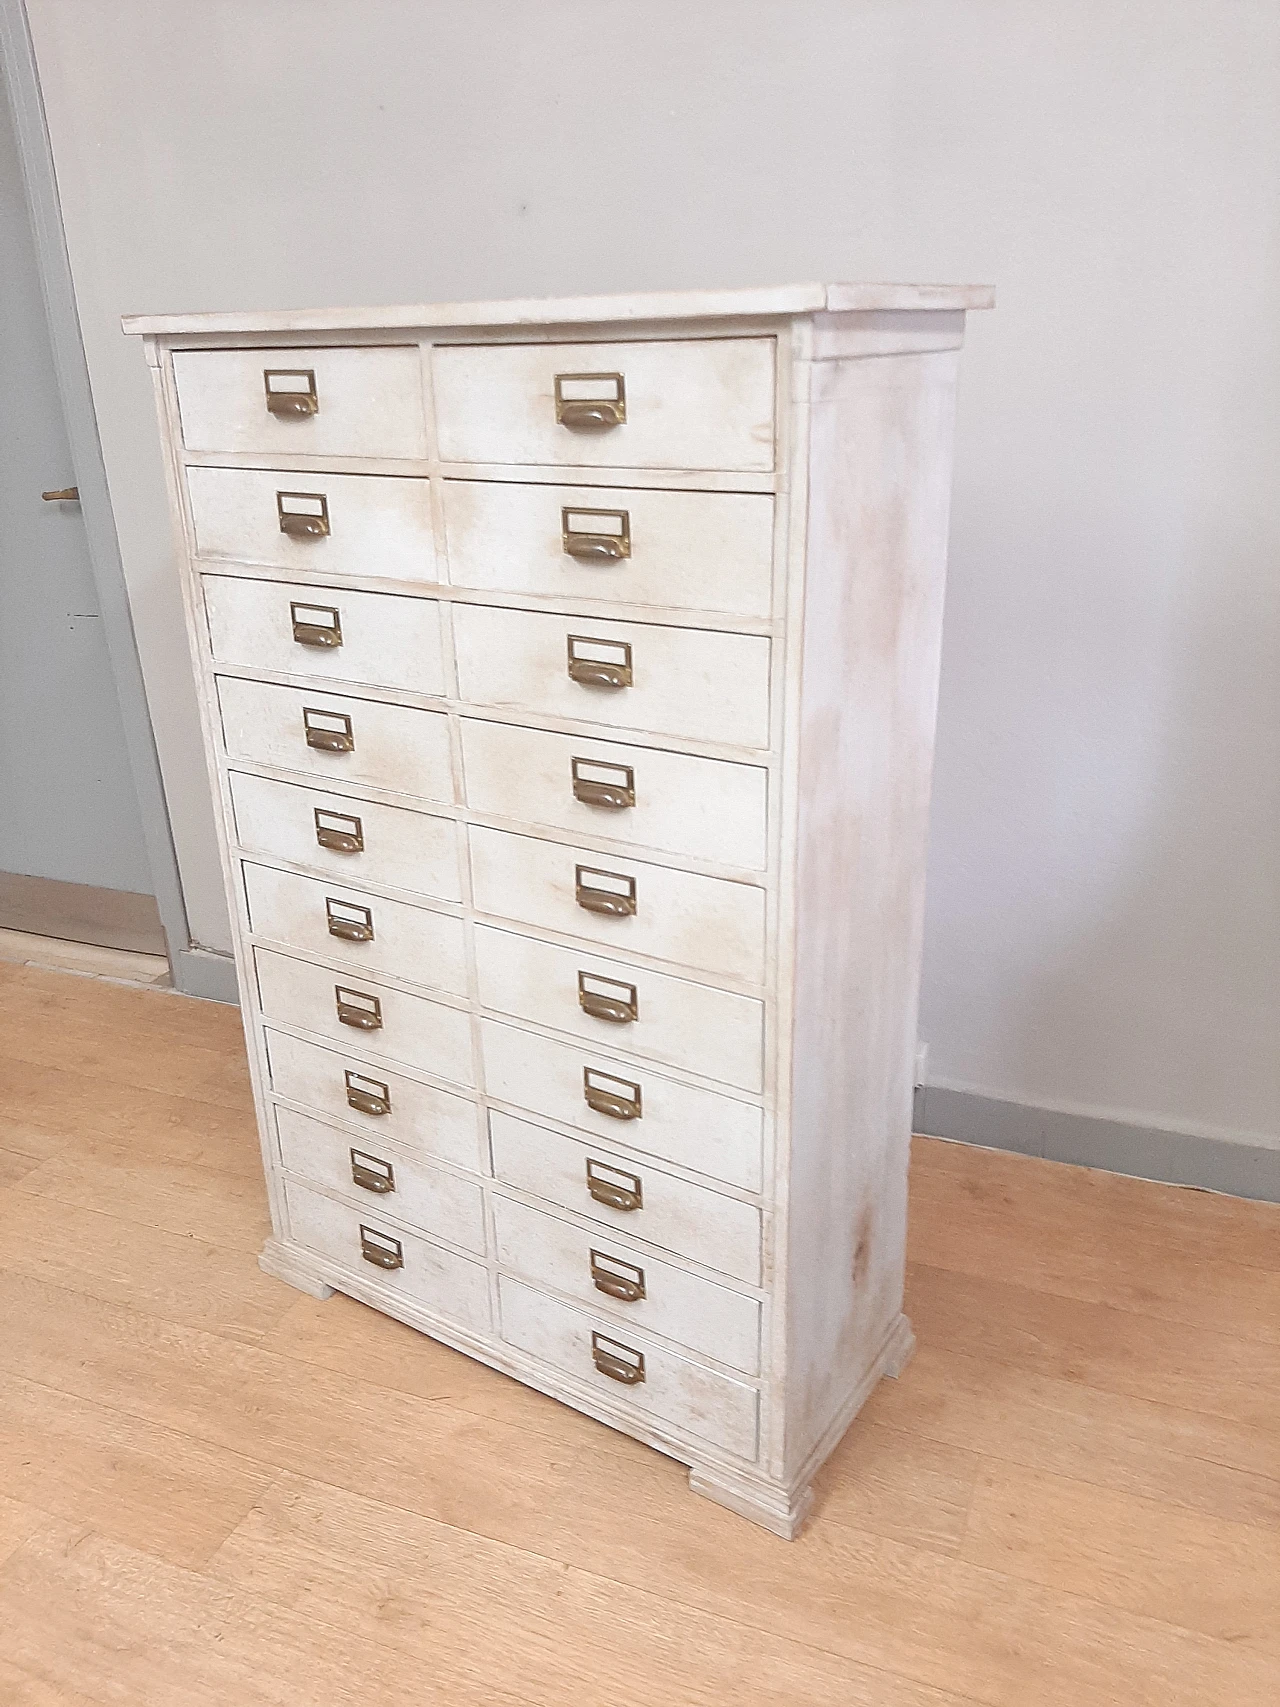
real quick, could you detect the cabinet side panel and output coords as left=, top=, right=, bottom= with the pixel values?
left=783, top=344, right=960, bottom=1474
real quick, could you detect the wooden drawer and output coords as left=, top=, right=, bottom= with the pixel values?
left=254, top=947, right=473, bottom=1087
left=202, top=575, right=445, bottom=695
left=266, top=1029, right=480, bottom=1173
left=460, top=721, right=767, bottom=869
left=452, top=605, right=770, bottom=749
left=275, top=1106, right=485, bottom=1252
left=489, top=1111, right=761, bottom=1285
left=474, top=924, right=763, bottom=1093
left=242, top=862, right=467, bottom=995
left=186, top=466, right=436, bottom=583
left=172, top=345, right=427, bottom=458
left=468, top=825, right=766, bottom=984
left=217, top=678, right=453, bottom=802
left=286, top=1179, right=490, bottom=1334
left=229, top=773, right=460, bottom=902
left=442, top=480, right=774, bottom=618
left=480, top=1017, right=762, bottom=1192
left=433, top=338, right=775, bottom=472
left=492, top=1196, right=759, bottom=1374
left=499, top=1277, right=758, bottom=1460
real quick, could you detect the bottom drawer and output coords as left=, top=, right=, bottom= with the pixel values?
left=275, top=1106, right=486, bottom=1254
left=493, top=1195, right=760, bottom=1374
left=498, top=1275, right=758, bottom=1461
left=285, top=1178, right=491, bottom=1335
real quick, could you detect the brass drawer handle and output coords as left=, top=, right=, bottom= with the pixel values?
left=345, top=1069, right=391, bottom=1117
left=575, top=865, right=636, bottom=918
left=571, top=758, right=634, bottom=811
left=584, top=1067, right=641, bottom=1122
left=360, top=1224, right=403, bottom=1271
left=591, top=1331, right=645, bottom=1385
left=350, top=1148, right=395, bottom=1195
left=277, top=490, right=330, bottom=539
left=336, top=986, right=382, bottom=1031
left=586, top=1158, right=643, bottom=1212
left=291, top=601, right=342, bottom=649
left=567, top=636, right=632, bottom=691
left=562, top=506, right=630, bottom=562
left=303, top=708, right=354, bottom=753
left=314, top=808, right=363, bottom=853
left=591, top=1250, right=645, bottom=1303
left=578, top=971, right=637, bottom=1025
left=326, top=898, right=374, bottom=943
left=265, top=368, right=318, bottom=418
left=555, top=373, right=626, bottom=431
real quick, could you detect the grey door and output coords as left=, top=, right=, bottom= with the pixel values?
left=0, top=68, right=159, bottom=950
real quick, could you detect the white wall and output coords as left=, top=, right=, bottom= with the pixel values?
left=27, top=0, right=1279, bottom=1147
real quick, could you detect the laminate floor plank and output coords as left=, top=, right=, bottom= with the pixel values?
left=910, top=1138, right=1280, bottom=1341
left=207, top=1472, right=972, bottom=1707
left=0, top=1658, right=110, bottom=1707
left=0, top=1146, right=42, bottom=1186
left=0, top=1373, right=275, bottom=1569
left=907, top=1261, right=1280, bottom=1439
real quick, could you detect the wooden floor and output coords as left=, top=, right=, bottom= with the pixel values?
left=0, top=960, right=1276, bottom=1706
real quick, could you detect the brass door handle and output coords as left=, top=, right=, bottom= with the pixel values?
left=265, top=368, right=318, bottom=416
left=555, top=373, right=626, bottom=431
left=42, top=487, right=79, bottom=501
left=577, top=891, right=633, bottom=917
left=303, top=709, right=354, bottom=753
left=579, top=989, right=635, bottom=1024
left=575, top=866, right=638, bottom=918
left=560, top=400, right=624, bottom=430
left=573, top=777, right=632, bottom=809
left=584, top=1069, right=641, bottom=1122
left=327, top=917, right=373, bottom=943
left=345, top=1071, right=390, bottom=1117
left=280, top=512, right=328, bottom=538
left=586, top=1165, right=643, bottom=1213
left=591, top=1332, right=645, bottom=1385
left=591, top=1252, right=645, bottom=1302
left=277, top=491, right=330, bottom=539
left=315, top=809, right=363, bottom=854
left=350, top=1149, right=395, bottom=1194
left=336, top=987, right=382, bottom=1031
left=568, top=659, right=630, bottom=690
left=291, top=601, right=343, bottom=648
left=565, top=534, right=625, bottom=561
left=360, top=1226, right=404, bottom=1270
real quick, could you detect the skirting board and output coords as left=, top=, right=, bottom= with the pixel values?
left=173, top=947, right=240, bottom=1005
left=914, top=1084, right=1280, bottom=1204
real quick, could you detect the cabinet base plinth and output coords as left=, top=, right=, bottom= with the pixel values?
left=259, top=1237, right=334, bottom=1300
left=688, top=1466, right=814, bottom=1540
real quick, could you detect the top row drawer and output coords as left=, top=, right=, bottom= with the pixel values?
left=172, top=339, right=775, bottom=473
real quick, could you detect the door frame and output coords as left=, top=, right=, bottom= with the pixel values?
left=0, top=0, right=235, bottom=1000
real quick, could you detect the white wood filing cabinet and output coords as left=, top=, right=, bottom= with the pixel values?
left=126, top=282, right=991, bottom=1536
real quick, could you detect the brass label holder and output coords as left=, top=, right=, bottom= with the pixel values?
left=555, top=372, right=626, bottom=431
left=583, top=1066, right=642, bottom=1122
left=303, top=707, right=354, bottom=753
left=264, top=368, right=318, bottom=418
left=571, top=757, right=635, bottom=810
left=590, top=1249, right=646, bottom=1303
left=350, top=1147, right=395, bottom=1195
left=561, top=505, right=631, bottom=562
left=314, top=807, right=363, bottom=853
left=575, top=864, right=637, bottom=918
left=291, top=601, right=343, bottom=649
left=326, top=897, right=374, bottom=943
left=277, top=490, right=330, bottom=539
left=359, top=1224, right=404, bottom=1271
left=578, top=970, right=638, bottom=1025
left=591, top=1330, right=645, bottom=1385
left=567, top=635, right=632, bottom=690
left=345, top=1069, right=391, bottom=1117
left=335, top=985, right=382, bottom=1031
left=586, top=1157, right=643, bottom=1213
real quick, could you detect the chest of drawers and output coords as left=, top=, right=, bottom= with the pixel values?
left=127, top=281, right=991, bottom=1537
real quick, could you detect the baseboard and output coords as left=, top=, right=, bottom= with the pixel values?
left=172, top=947, right=240, bottom=1004
left=914, top=1084, right=1280, bottom=1203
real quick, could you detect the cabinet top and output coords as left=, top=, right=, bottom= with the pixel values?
left=122, top=281, right=994, bottom=339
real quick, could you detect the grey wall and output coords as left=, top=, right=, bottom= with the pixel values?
left=25, top=0, right=1279, bottom=1151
